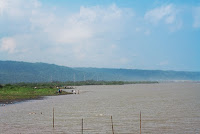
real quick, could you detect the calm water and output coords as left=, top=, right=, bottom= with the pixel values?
left=0, top=83, right=200, bottom=134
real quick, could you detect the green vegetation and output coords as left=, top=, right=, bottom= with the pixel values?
left=0, top=80, right=158, bottom=103
left=55, top=80, right=158, bottom=86
left=0, top=83, right=71, bottom=103
left=60, top=80, right=126, bottom=86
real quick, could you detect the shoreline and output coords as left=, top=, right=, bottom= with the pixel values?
left=0, top=96, right=43, bottom=105
left=0, top=91, right=72, bottom=105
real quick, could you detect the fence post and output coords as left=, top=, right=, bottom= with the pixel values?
left=82, top=118, right=83, bottom=134
left=140, top=111, right=141, bottom=134
left=111, top=116, right=114, bottom=134
left=53, top=108, right=54, bottom=128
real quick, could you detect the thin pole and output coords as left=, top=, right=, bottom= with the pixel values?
left=140, top=111, right=141, bottom=134
left=53, top=108, right=54, bottom=128
left=74, top=73, right=75, bottom=86
left=111, top=116, right=114, bottom=134
left=82, top=118, right=83, bottom=134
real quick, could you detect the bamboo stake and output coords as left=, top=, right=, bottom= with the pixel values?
left=111, top=116, right=114, bottom=134
left=53, top=108, right=54, bottom=128
left=82, top=118, right=83, bottom=134
left=140, top=111, right=141, bottom=134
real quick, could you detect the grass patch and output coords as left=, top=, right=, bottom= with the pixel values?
left=0, top=80, right=158, bottom=103
left=0, top=85, right=71, bottom=103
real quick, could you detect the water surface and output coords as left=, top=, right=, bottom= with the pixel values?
left=0, top=83, right=200, bottom=133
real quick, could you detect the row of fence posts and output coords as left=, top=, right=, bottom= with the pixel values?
left=52, top=108, right=142, bottom=133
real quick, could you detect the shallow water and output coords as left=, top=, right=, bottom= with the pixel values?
left=0, top=83, right=200, bottom=134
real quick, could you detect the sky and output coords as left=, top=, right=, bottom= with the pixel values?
left=0, top=0, right=200, bottom=71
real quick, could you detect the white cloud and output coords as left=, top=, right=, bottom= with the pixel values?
left=0, top=37, right=16, bottom=53
left=193, top=7, right=200, bottom=28
left=4, top=0, right=191, bottom=69
left=145, top=4, right=177, bottom=24
left=1, top=0, right=199, bottom=71
left=73, top=4, right=131, bottom=23
left=165, top=15, right=175, bottom=24
left=0, top=0, right=41, bottom=17
left=0, top=1, right=136, bottom=68
left=0, top=0, right=6, bottom=15
left=54, top=4, right=131, bottom=44
left=55, top=24, right=93, bottom=44
left=144, top=4, right=183, bottom=32
left=27, top=3, right=133, bottom=46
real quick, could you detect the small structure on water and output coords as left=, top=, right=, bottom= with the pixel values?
left=71, top=90, right=80, bottom=94
left=64, top=86, right=74, bottom=89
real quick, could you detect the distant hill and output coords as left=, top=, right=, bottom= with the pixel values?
left=0, top=61, right=86, bottom=84
left=0, top=61, right=200, bottom=84
left=75, top=67, right=200, bottom=81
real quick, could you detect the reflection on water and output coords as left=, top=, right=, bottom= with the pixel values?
left=0, top=83, right=200, bottom=133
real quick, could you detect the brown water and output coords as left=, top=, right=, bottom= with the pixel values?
left=0, top=83, right=200, bottom=134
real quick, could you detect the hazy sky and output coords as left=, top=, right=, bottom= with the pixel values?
left=0, top=0, right=200, bottom=71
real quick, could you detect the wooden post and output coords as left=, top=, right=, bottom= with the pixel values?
left=111, top=116, right=114, bottom=134
left=82, top=118, right=83, bottom=134
left=53, top=108, right=54, bottom=128
left=140, top=111, right=141, bottom=134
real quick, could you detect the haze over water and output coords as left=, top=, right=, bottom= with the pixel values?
left=0, top=82, right=200, bottom=133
